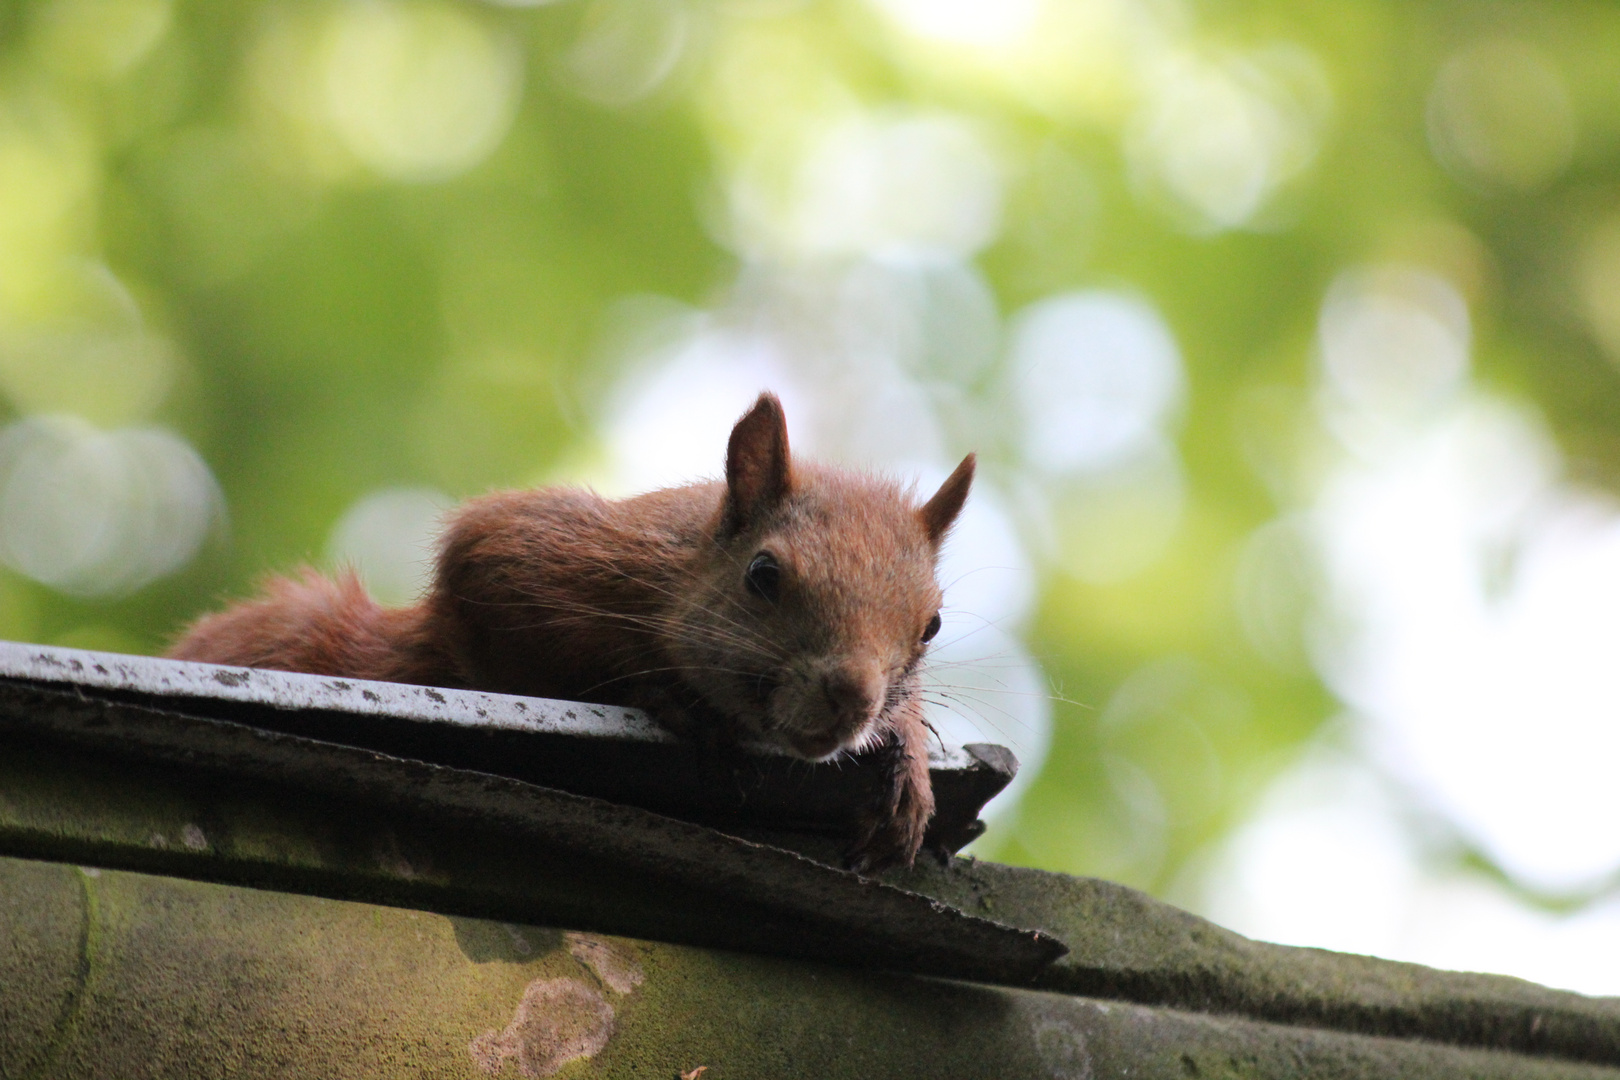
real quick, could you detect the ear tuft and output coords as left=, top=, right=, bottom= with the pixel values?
left=725, top=392, right=792, bottom=531
left=919, top=453, right=975, bottom=544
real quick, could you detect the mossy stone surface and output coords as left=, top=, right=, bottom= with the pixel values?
left=0, top=859, right=85, bottom=1080
left=4, top=854, right=1620, bottom=1080
left=885, top=855, right=1620, bottom=1062
left=4, top=708, right=1620, bottom=1075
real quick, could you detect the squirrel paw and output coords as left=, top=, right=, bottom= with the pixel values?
left=844, top=780, right=931, bottom=876
left=844, top=705, right=936, bottom=875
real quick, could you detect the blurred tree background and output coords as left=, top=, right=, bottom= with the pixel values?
left=4, top=0, right=1620, bottom=992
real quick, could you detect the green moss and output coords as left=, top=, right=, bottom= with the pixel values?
left=4, top=855, right=1616, bottom=1079
left=3, top=734, right=1618, bottom=1072
left=0, top=860, right=89, bottom=1080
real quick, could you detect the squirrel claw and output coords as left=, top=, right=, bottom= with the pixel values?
left=843, top=837, right=904, bottom=878
left=843, top=804, right=928, bottom=876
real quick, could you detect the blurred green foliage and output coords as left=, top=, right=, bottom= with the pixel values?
left=2, top=0, right=1619, bottom=899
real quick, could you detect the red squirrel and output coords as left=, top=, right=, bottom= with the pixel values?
left=168, top=393, right=975, bottom=871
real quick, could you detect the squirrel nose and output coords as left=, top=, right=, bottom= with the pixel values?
left=822, top=666, right=882, bottom=723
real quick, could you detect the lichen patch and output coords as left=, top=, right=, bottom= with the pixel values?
left=566, top=933, right=644, bottom=995
left=1032, top=1015, right=1093, bottom=1080
left=470, top=977, right=615, bottom=1078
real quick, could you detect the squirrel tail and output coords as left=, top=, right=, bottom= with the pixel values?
left=166, top=567, right=453, bottom=686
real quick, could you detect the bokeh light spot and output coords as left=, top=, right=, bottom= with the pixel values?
left=833, top=259, right=1000, bottom=386
left=735, top=110, right=1003, bottom=262
left=1011, top=290, right=1185, bottom=475
left=321, top=0, right=522, bottom=182
left=1204, top=744, right=1620, bottom=996
left=1318, top=266, right=1469, bottom=425
left=599, top=317, right=805, bottom=494
left=1427, top=38, right=1574, bottom=193
left=560, top=0, right=689, bottom=107
left=927, top=475, right=1035, bottom=633
left=867, top=0, right=1042, bottom=49
left=1126, top=45, right=1329, bottom=232
left=0, top=260, right=178, bottom=425
left=0, top=416, right=223, bottom=598
left=326, top=487, right=452, bottom=606
left=922, top=624, right=1051, bottom=824
left=1233, top=515, right=1319, bottom=673
left=1311, top=260, right=1620, bottom=893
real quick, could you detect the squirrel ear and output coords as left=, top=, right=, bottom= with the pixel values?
left=919, top=453, right=975, bottom=545
left=725, top=392, right=792, bottom=530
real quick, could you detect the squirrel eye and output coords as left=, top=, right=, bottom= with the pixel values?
left=745, top=551, right=781, bottom=602
left=922, top=612, right=942, bottom=644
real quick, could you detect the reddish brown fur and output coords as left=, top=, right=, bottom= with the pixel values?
left=168, top=568, right=454, bottom=685
left=169, top=393, right=973, bottom=871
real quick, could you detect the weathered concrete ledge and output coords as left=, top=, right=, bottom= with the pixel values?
left=0, top=642, right=1014, bottom=853
left=0, top=683, right=1060, bottom=985
left=894, top=857, right=1620, bottom=1067
left=2, top=642, right=1618, bottom=1077
left=3, top=856, right=1617, bottom=1080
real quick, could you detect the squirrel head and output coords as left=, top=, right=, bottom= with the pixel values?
left=670, top=392, right=975, bottom=760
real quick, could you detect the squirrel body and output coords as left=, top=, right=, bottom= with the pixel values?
left=168, top=394, right=975, bottom=870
